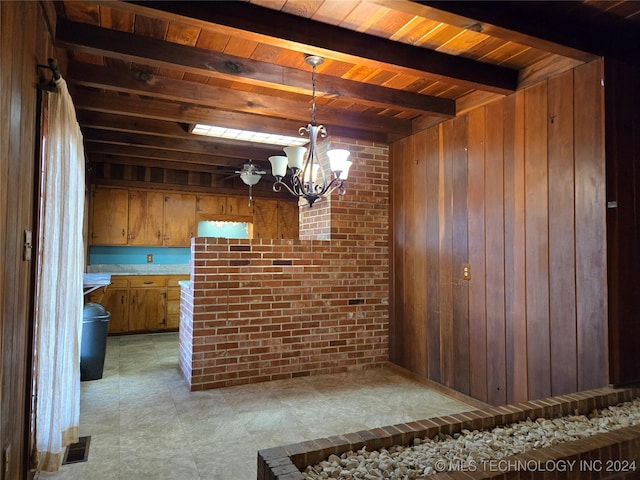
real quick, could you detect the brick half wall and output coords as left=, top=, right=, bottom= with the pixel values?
left=180, top=237, right=389, bottom=390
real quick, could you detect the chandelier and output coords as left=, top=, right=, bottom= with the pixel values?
left=269, top=55, right=352, bottom=207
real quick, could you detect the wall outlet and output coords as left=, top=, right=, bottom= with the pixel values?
left=462, top=263, right=471, bottom=280
left=147, top=254, right=153, bottom=263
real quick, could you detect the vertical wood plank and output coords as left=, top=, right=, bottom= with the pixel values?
left=605, top=58, right=640, bottom=385
left=438, top=122, right=454, bottom=387
left=574, top=59, right=608, bottom=390
left=1, top=2, right=43, bottom=477
left=425, top=127, right=442, bottom=382
left=389, top=141, right=405, bottom=365
left=524, top=81, right=552, bottom=400
left=547, top=70, right=578, bottom=395
left=484, top=100, right=507, bottom=406
left=413, top=130, right=429, bottom=378
left=405, top=134, right=428, bottom=377
left=503, top=91, right=528, bottom=403
left=451, top=116, right=470, bottom=395
left=467, top=107, right=488, bottom=402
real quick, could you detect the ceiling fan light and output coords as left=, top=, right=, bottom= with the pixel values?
left=240, top=172, right=262, bottom=186
left=283, top=146, right=306, bottom=170
left=268, top=155, right=288, bottom=178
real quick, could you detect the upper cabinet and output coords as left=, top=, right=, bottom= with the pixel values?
left=253, top=199, right=299, bottom=239
left=90, top=186, right=298, bottom=246
left=164, top=193, right=196, bottom=246
left=128, top=190, right=164, bottom=245
left=196, top=195, right=252, bottom=218
left=90, top=187, right=129, bottom=245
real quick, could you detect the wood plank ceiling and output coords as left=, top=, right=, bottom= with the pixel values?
left=51, top=0, right=640, bottom=195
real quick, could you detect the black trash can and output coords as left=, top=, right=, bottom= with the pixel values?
left=80, top=303, right=111, bottom=381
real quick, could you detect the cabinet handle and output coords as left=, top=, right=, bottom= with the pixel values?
left=121, top=295, right=125, bottom=305
left=143, top=281, right=153, bottom=285
left=122, top=229, right=125, bottom=237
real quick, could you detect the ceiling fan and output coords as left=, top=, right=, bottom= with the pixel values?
left=235, top=160, right=267, bottom=203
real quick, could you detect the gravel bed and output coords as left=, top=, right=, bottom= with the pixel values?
left=303, top=397, right=640, bottom=479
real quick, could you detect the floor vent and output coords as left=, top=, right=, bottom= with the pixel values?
left=62, top=436, right=91, bottom=465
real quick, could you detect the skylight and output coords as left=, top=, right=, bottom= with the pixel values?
left=191, top=124, right=309, bottom=147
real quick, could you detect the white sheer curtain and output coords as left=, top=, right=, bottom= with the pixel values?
left=33, top=76, right=85, bottom=471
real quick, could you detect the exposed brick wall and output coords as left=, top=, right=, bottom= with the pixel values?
left=257, top=386, right=640, bottom=480
left=179, top=136, right=390, bottom=390
left=300, top=137, right=389, bottom=241
left=180, top=238, right=388, bottom=390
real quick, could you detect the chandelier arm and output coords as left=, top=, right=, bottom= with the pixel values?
left=272, top=178, right=302, bottom=197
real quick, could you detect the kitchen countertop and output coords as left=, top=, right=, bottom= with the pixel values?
left=86, top=264, right=190, bottom=275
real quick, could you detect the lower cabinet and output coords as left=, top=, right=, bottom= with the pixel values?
left=91, top=276, right=129, bottom=333
left=87, top=274, right=188, bottom=334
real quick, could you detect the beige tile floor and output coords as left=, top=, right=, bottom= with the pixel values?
left=36, top=333, right=476, bottom=480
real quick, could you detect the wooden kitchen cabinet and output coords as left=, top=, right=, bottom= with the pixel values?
left=86, top=275, right=188, bottom=334
left=89, top=186, right=298, bottom=246
left=276, top=200, right=299, bottom=239
left=196, top=194, right=226, bottom=216
left=90, top=187, right=129, bottom=245
left=130, top=287, right=166, bottom=332
left=196, top=194, right=252, bottom=218
left=87, top=276, right=129, bottom=334
left=166, top=277, right=183, bottom=329
left=253, top=199, right=299, bottom=239
left=128, top=190, right=164, bottom=245
left=163, top=193, right=196, bottom=246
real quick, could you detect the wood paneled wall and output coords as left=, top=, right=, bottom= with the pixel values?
left=605, top=58, right=640, bottom=386
left=390, top=60, right=608, bottom=405
left=1, top=1, right=57, bottom=477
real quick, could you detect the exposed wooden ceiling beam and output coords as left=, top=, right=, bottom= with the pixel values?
left=84, top=142, right=251, bottom=168
left=415, top=1, right=639, bottom=67
left=78, top=110, right=190, bottom=138
left=56, top=18, right=455, bottom=118
left=124, top=0, right=519, bottom=94
left=87, top=152, right=229, bottom=173
left=372, top=0, right=598, bottom=64
left=67, top=62, right=413, bottom=137
left=72, top=89, right=390, bottom=144
left=83, top=128, right=280, bottom=159
left=87, top=152, right=272, bottom=176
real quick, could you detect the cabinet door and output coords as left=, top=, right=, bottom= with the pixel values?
left=163, top=193, right=196, bottom=246
left=165, top=287, right=181, bottom=329
left=129, top=288, right=166, bottom=332
left=86, top=277, right=129, bottom=333
left=226, top=196, right=253, bottom=216
left=102, top=288, right=129, bottom=334
left=252, top=199, right=278, bottom=239
left=277, top=201, right=299, bottom=239
left=91, top=187, right=129, bottom=245
left=128, top=190, right=164, bottom=245
left=196, top=195, right=225, bottom=216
